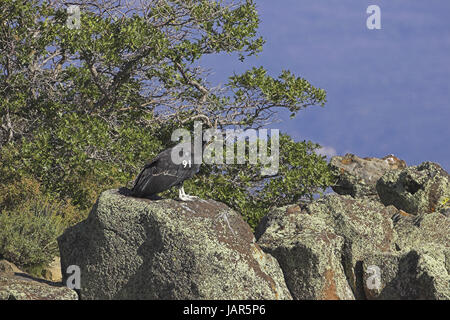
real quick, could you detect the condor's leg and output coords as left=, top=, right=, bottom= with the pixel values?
left=178, top=185, right=198, bottom=201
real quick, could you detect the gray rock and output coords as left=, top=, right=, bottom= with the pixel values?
left=306, top=195, right=397, bottom=299
left=257, top=205, right=355, bottom=300
left=257, top=195, right=397, bottom=299
left=330, top=154, right=406, bottom=199
left=255, top=155, right=450, bottom=300
left=362, top=246, right=450, bottom=300
left=377, top=161, right=450, bottom=215
left=441, top=207, right=450, bottom=218
left=58, top=189, right=292, bottom=300
left=393, top=211, right=450, bottom=251
left=364, top=181, right=449, bottom=299
left=0, top=273, right=77, bottom=300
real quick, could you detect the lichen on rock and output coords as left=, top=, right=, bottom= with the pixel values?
left=377, top=161, right=450, bottom=215
left=257, top=205, right=355, bottom=300
left=0, top=260, right=77, bottom=300
left=329, top=153, right=406, bottom=200
left=58, top=189, right=292, bottom=300
left=362, top=246, right=450, bottom=300
left=256, top=193, right=399, bottom=299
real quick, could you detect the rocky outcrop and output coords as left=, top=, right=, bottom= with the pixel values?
left=58, top=189, right=292, bottom=300
left=50, top=157, right=449, bottom=300
left=393, top=211, right=450, bottom=251
left=307, top=195, right=397, bottom=299
left=377, top=162, right=450, bottom=215
left=329, top=154, right=407, bottom=199
left=257, top=159, right=449, bottom=300
left=369, top=210, right=450, bottom=299
left=330, top=156, right=449, bottom=217
left=257, top=195, right=396, bottom=299
left=362, top=247, right=450, bottom=300
left=255, top=205, right=355, bottom=300
left=0, top=260, right=77, bottom=300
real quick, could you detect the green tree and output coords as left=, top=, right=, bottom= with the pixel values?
left=0, top=0, right=334, bottom=230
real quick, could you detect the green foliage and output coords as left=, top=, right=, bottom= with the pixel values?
left=180, top=134, right=336, bottom=229
left=0, top=197, right=65, bottom=269
left=438, top=197, right=449, bottom=212
left=0, top=0, right=334, bottom=243
left=444, top=198, right=449, bottom=207
left=229, top=67, right=327, bottom=123
left=0, top=173, right=84, bottom=269
left=16, top=112, right=164, bottom=209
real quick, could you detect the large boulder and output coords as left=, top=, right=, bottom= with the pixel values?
left=362, top=246, right=450, bottom=300
left=256, top=192, right=450, bottom=300
left=376, top=161, right=450, bottom=215
left=256, top=205, right=355, bottom=300
left=255, top=156, right=450, bottom=300
left=329, top=154, right=407, bottom=199
left=393, top=211, right=450, bottom=251
left=58, top=189, right=292, bottom=300
left=303, top=195, right=397, bottom=299
left=256, top=195, right=397, bottom=299
left=367, top=210, right=450, bottom=300
left=0, top=260, right=77, bottom=300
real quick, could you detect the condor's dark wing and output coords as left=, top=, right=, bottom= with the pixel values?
left=131, top=143, right=199, bottom=198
